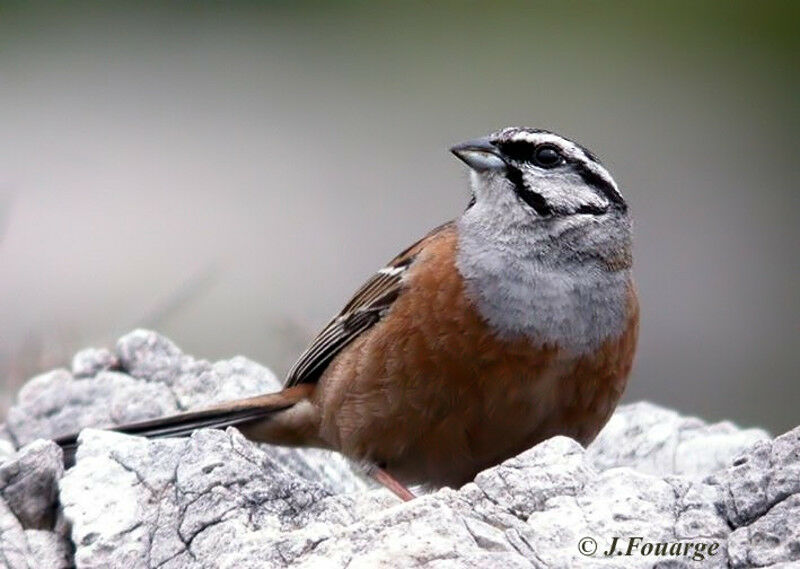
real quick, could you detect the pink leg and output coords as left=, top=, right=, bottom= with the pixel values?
left=369, top=466, right=416, bottom=501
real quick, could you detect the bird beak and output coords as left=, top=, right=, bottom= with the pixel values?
left=450, top=137, right=507, bottom=173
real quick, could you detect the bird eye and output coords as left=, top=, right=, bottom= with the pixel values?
left=532, top=145, right=562, bottom=168
left=496, top=140, right=564, bottom=168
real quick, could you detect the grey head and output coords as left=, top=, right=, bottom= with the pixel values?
left=450, top=127, right=633, bottom=354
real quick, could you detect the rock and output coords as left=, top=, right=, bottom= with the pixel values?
left=708, top=425, right=800, bottom=528
left=1, top=329, right=798, bottom=568
left=4, top=368, right=180, bottom=447
left=471, top=436, right=592, bottom=517
left=3, top=330, right=285, bottom=450
left=71, top=347, right=120, bottom=378
left=0, top=440, right=15, bottom=465
left=588, top=401, right=770, bottom=477
left=0, top=497, right=33, bottom=569
left=0, top=442, right=72, bottom=569
left=58, top=425, right=800, bottom=569
left=0, top=440, right=63, bottom=530
left=213, top=434, right=737, bottom=569
left=115, top=329, right=185, bottom=384
left=23, top=529, right=72, bottom=569
left=3, top=330, right=363, bottom=495
left=113, top=330, right=277, bottom=409
left=61, top=428, right=347, bottom=568
left=728, top=494, right=800, bottom=568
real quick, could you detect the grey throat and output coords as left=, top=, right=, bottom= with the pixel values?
left=455, top=170, right=632, bottom=355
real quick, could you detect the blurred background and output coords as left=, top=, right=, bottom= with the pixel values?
left=0, top=2, right=797, bottom=433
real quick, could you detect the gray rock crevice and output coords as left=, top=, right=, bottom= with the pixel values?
left=0, top=329, right=795, bottom=568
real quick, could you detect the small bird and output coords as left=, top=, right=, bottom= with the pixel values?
left=56, top=127, right=639, bottom=500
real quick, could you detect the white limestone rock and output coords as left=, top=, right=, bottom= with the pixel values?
left=1, top=330, right=797, bottom=568
left=588, top=401, right=770, bottom=477
left=71, top=347, right=120, bottom=378
left=0, top=441, right=71, bottom=569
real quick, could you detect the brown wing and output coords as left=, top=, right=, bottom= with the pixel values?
left=285, top=222, right=453, bottom=387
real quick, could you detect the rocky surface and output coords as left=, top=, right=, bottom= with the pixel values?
left=0, top=329, right=796, bottom=568
left=0, top=440, right=72, bottom=569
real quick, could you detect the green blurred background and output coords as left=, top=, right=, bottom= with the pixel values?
left=0, top=2, right=797, bottom=433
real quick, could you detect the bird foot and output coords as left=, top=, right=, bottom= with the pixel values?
left=364, top=465, right=416, bottom=501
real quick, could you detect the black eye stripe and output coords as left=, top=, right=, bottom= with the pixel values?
left=497, top=138, right=626, bottom=210
left=496, top=140, right=564, bottom=169
left=492, top=132, right=628, bottom=214
left=505, top=165, right=552, bottom=216
left=495, top=140, right=536, bottom=163
left=570, top=160, right=627, bottom=211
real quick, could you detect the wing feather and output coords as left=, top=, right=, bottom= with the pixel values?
left=285, top=222, right=452, bottom=387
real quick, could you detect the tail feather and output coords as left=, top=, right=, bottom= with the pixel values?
left=54, top=384, right=314, bottom=467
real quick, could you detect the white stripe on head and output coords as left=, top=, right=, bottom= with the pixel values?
left=493, top=127, right=622, bottom=202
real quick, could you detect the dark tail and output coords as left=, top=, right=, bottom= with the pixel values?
left=54, top=384, right=314, bottom=467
